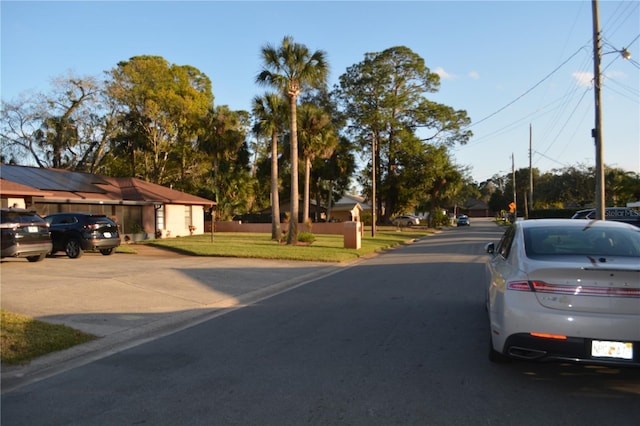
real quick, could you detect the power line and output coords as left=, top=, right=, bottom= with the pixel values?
left=455, top=81, right=590, bottom=152
left=464, top=47, right=587, bottom=130
left=533, top=150, right=569, bottom=168
left=459, top=3, right=637, bottom=181
left=537, top=52, right=592, bottom=154
left=538, top=87, right=591, bottom=158
left=602, top=1, right=639, bottom=40
left=465, top=6, right=638, bottom=135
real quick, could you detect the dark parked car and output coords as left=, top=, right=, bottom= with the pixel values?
left=456, top=215, right=471, bottom=226
left=571, top=207, right=640, bottom=227
left=1, top=208, right=52, bottom=262
left=44, top=212, right=121, bottom=258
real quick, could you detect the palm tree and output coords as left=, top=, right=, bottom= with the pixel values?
left=252, top=93, right=289, bottom=241
left=256, top=36, right=328, bottom=244
left=298, top=103, right=337, bottom=223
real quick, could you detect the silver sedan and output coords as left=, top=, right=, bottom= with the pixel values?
left=485, top=219, right=640, bottom=366
left=391, top=215, right=420, bottom=227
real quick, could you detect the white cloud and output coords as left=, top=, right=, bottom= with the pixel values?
left=468, top=70, right=480, bottom=80
left=573, top=71, right=593, bottom=87
left=573, top=70, right=626, bottom=88
left=434, top=67, right=456, bottom=80
left=605, top=70, right=626, bottom=80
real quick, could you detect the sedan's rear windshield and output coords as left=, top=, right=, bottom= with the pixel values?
left=524, top=226, right=640, bottom=258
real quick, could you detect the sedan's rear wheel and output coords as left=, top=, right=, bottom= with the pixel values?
left=65, top=238, right=83, bottom=259
left=99, top=248, right=114, bottom=256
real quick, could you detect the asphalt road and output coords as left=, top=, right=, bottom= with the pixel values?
left=2, top=218, right=639, bottom=425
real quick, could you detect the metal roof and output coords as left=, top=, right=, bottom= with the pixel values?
left=0, top=178, right=52, bottom=196
left=1, top=165, right=108, bottom=193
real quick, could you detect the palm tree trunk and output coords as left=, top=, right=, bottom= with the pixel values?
left=315, top=180, right=321, bottom=222
left=303, top=156, right=311, bottom=225
left=327, top=179, right=334, bottom=221
left=287, top=96, right=299, bottom=244
left=270, top=131, right=281, bottom=240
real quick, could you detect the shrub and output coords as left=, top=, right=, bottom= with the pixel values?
left=297, top=232, right=316, bottom=243
left=431, top=210, right=450, bottom=227
left=360, top=213, right=372, bottom=226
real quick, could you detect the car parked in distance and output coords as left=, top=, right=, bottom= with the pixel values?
left=391, top=215, right=420, bottom=227
left=456, top=215, right=470, bottom=226
left=571, top=207, right=640, bottom=227
left=485, top=219, right=640, bottom=367
left=1, top=208, right=52, bottom=262
left=44, top=212, right=121, bottom=258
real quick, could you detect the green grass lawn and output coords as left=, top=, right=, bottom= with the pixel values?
left=1, top=310, right=96, bottom=365
left=137, top=227, right=435, bottom=262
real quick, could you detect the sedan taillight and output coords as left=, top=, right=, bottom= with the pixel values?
left=506, top=281, right=532, bottom=291
left=507, top=280, right=640, bottom=297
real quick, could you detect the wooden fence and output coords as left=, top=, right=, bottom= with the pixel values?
left=214, top=221, right=357, bottom=236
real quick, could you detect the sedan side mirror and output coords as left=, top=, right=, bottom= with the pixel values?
left=485, top=242, right=495, bottom=254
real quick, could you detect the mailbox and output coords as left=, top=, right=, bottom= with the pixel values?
left=344, top=221, right=361, bottom=249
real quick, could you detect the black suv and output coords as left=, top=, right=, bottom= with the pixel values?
left=571, top=207, right=640, bottom=228
left=1, top=208, right=52, bottom=262
left=44, top=213, right=121, bottom=258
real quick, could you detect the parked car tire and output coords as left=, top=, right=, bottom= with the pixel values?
left=100, top=248, right=114, bottom=256
left=26, top=253, right=47, bottom=262
left=65, top=238, right=83, bottom=258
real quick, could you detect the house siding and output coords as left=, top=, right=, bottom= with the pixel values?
left=163, top=204, right=205, bottom=237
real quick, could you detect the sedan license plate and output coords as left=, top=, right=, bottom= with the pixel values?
left=591, top=340, right=633, bottom=360
left=27, top=226, right=39, bottom=233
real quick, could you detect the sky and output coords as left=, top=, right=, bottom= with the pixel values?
left=1, top=0, right=639, bottom=183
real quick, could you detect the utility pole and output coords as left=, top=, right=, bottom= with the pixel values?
left=371, top=134, right=377, bottom=237
left=529, top=124, right=533, bottom=211
left=511, top=153, right=517, bottom=221
left=592, top=0, right=605, bottom=220
left=512, top=153, right=516, bottom=205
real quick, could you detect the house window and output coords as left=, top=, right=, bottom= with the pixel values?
left=156, top=206, right=165, bottom=230
left=185, top=205, right=192, bottom=228
left=122, top=206, right=142, bottom=234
